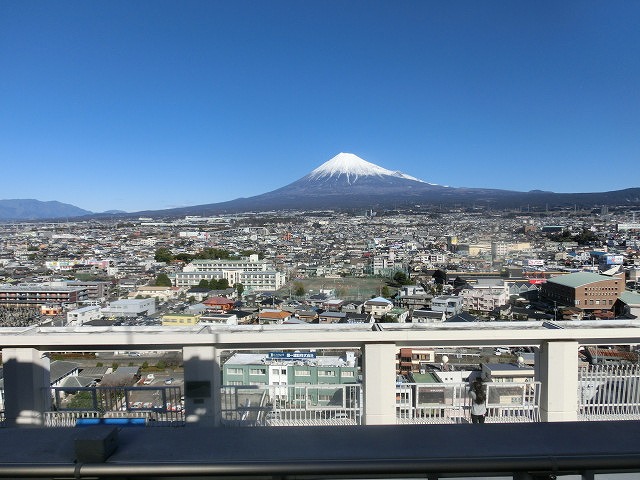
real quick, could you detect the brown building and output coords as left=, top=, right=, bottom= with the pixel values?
left=396, top=347, right=436, bottom=375
left=0, top=285, right=89, bottom=307
left=540, top=272, right=625, bottom=312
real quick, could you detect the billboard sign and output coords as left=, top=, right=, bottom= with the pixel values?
left=268, top=352, right=317, bottom=360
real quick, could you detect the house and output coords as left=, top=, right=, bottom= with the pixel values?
left=411, top=310, right=445, bottom=323
left=345, top=312, right=373, bottom=324
left=49, top=361, right=80, bottom=387
left=318, top=311, right=347, bottom=324
left=341, top=302, right=364, bottom=314
left=295, top=309, right=319, bottom=323
left=202, top=296, right=235, bottom=312
left=431, top=295, right=464, bottom=317
left=258, top=309, right=292, bottom=325
left=363, top=297, right=393, bottom=318
left=185, top=287, right=213, bottom=302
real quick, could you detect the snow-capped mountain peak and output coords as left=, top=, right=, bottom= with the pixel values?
left=308, top=152, right=425, bottom=184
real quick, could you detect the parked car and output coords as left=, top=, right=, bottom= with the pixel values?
left=164, top=377, right=174, bottom=385
left=143, top=374, right=155, bottom=385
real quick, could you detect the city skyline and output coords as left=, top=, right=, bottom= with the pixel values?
left=2, top=1, right=639, bottom=213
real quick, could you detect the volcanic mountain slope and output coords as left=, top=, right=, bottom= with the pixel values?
left=126, top=153, right=640, bottom=217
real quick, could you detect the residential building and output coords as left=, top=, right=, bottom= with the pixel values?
left=430, top=295, right=463, bottom=317
left=396, top=348, right=436, bottom=375
left=460, top=279, right=510, bottom=314
left=0, top=284, right=89, bottom=307
left=363, top=297, right=393, bottom=318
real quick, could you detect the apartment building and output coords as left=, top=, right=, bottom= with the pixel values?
left=0, top=284, right=89, bottom=307
left=460, top=279, right=510, bottom=314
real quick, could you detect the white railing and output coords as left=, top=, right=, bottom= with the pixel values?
left=396, top=382, right=541, bottom=424
left=578, top=364, right=640, bottom=421
left=45, top=385, right=185, bottom=426
left=220, top=384, right=362, bottom=427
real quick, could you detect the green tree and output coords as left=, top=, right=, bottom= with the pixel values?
left=67, top=391, right=95, bottom=410
left=198, top=279, right=210, bottom=289
left=209, top=278, right=229, bottom=290
left=381, top=285, right=391, bottom=298
left=235, top=283, right=245, bottom=297
left=294, top=282, right=305, bottom=297
left=155, top=273, right=172, bottom=287
left=392, top=271, right=411, bottom=286
left=154, top=247, right=173, bottom=263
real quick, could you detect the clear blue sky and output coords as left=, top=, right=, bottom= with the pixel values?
left=1, top=1, right=639, bottom=213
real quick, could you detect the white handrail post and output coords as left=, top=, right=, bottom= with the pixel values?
left=536, top=340, right=578, bottom=422
left=362, top=342, right=397, bottom=425
left=2, top=348, right=51, bottom=427
left=183, top=345, right=222, bottom=427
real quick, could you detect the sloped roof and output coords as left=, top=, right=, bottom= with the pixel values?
left=619, top=291, right=640, bottom=307
left=365, top=297, right=392, bottom=305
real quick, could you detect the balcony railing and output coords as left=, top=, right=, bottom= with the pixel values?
left=44, top=386, right=185, bottom=427
left=579, top=364, right=640, bottom=421
left=220, top=384, right=362, bottom=426
left=396, top=381, right=541, bottom=424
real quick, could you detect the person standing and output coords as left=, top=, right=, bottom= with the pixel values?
left=469, top=378, right=487, bottom=424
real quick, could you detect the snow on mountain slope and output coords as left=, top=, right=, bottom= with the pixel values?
left=307, top=152, right=426, bottom=185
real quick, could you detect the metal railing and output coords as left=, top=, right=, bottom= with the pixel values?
left=396, top=382, right=541, bottom=424
left=578, top=364, right=640, bottom=420
left=220, top=384, right=362, bottom=426
left=45, top=385, right=184, bottom=427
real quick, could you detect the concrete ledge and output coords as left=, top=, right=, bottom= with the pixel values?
left=0, top=422, right=639, bottom=478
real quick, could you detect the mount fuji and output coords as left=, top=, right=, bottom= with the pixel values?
left=122, top=152, right=640, bottom=217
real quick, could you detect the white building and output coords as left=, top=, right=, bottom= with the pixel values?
left=431, top=295, right=464, bottom=317
left=101, top=298, right=156, bottom=318
left=460, top=279, right=510, bottom=314
left=175, top=255, right=285, bottom=292
left=66, top=305, right=102, bottom=326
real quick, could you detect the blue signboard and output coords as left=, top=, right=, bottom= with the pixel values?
left=268, top=352, right=317, bottom=360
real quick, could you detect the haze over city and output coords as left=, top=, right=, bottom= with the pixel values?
left=1, top=1, right=639, bottom=213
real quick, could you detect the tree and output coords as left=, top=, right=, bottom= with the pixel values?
left=294, top=282, right=305, bottom=297
left=392, top=271, right=411, bottom=286
left=154, top=247, right=173, bottom=263
left=432, top=269, right=447, bottom=285
left=381, top=285, right=391, bottom=298
left=155, top=273, right=172, bottom=287
left=198, top=279, right=210, bottom=289
left=209, top=278, right=230, bottom=290
left=235, top=283, right=245, bottom=297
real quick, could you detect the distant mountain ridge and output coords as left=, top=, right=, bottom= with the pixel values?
left=4, top=153, right=640, bottom=220
left=127, top=153, right=639, bottom=217
left=0, top=199, right=93, bottom=221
